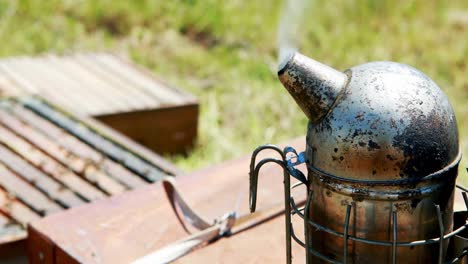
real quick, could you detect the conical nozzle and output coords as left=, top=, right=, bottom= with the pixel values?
left=278, top=52, right=348, bottom=124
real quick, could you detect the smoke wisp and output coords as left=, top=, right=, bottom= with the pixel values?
left=277, top=0, right=313, bottom=70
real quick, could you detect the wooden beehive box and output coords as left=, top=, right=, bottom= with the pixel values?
left=0, top=96, right=180, bottom=262
left=0, top=53, right=198, bottom=154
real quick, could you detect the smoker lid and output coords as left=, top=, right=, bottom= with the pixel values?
left=307, top=61, right=460, bottom=181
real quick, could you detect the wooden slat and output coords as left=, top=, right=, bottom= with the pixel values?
left=0, top=108, right=86, bottom=171
left=0, top=189, right=41, bottom=224
left=0, top=213, right=25, bottom=246
left=0, top=58, right=82, bottom=112
left=0, top=145, right=85, bottom=208
left=0, top=53, right=199, bottom=155
left=0, top=108, right=127, bottom=195
left=0, top=163, right=62, bottom=216
left=31, top=57, right=108, bottom=115
left=0, top=61, right=39, bottom=94
left=6, top=102, right=149, bottom=189
left=80, top=109, right=183, bottom=176
left=43, top=55, right=130, bottom=112
left=0, top=215, right=25, bottom=245
left=22, top=97, right=171, bottom=181
left=20, top=57, right=105, bottom=115
left=73, top=54, right=155, bottom=110
left=0, top=74, right=23, bottom=97
left=94, top=53, right=187, bottom=105
left=0, top=125, right=106, bottom=201
left=99, top=160, right=148, bottom=189
left=0, top=214, right=10, bottom=227
left=7, top=102, right=102, bottom=162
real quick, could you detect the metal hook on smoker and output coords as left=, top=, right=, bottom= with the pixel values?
left=249, top=144, right=286, bottom=213
left=249, top=144, right=307, bottom=213
left=249, top=144, right=307, bottom=264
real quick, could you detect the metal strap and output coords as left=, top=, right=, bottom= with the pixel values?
left=131, top=178, right=236, bottom=264
left=132, top=211, right=236, bottom=264
left=162, top=177, right=213, bottom=232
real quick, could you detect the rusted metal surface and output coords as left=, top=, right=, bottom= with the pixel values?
left=276, top=52, right=462, bottom=263
left=0, top=53, right=199, bottom=154
left=0, top=96, right=177, bottom=252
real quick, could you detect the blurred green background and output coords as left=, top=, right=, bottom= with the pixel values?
left=0, top=0, right=467, bottom=178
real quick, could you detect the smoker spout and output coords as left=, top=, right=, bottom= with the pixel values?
left=278, top=52, right=348, bottom=124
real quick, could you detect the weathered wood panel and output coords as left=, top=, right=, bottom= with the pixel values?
left=27, top=137, right=306, bottom=264
left=0, top=96, right=179, bottom=258
left=0, top=53, right=199, bottom=154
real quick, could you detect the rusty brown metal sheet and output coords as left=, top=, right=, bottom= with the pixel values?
left=27, top=137, right=306, bottom=264
left=0, top=96, right=178, bottom=252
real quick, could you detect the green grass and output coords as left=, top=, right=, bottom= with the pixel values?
left=0, top=0, right=467, bottom=181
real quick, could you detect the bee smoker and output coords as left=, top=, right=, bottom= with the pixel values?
left=249, top=52, right=468, bottom=263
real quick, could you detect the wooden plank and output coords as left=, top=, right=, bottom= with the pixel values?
left=18, top=57, right=104, bottom=115
left=0, top=145, right=84, bottom=209
left=0, top=188, right=41, bottom=224
left=46, top=55, right=133, bottom=114
left=0, top=214, right=25, bottom=246
left=96, top=104, right=198, bottom=154
left=77, top=108, right=184, bottom=175
left=27, top=225, right=55, bottom=264
left=73, top=54, right=155, bottom=110
left=0, top=163, right=62, bottom=216
left=0, top=125, right=107, bottom=201
left=0, top=61, right=39, bottom=94
left=100, top=160, right=147, bottom=189
left=0, top=53, right=199, bottom=155
left=0, top=108, right=128, bottom=196
left=0, top=74, right=23, bottom=97
left=28, top=137, right=306, bottom=264
left=0, top=213, right=25, bottom=248
left=22, top=97, right=178, bottom=180
left=99, top=53, right=196, bottom=105
left=6, top=102, right=148, bottom=190
left=0, top=58, right=86, bottom=114
left=0, top=108, right=87, bottom=172
left=7, top=102, right=102, bottom=163
left=32, top=56, right=108, bottom=115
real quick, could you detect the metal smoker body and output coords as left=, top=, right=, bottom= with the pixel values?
left=250, top=52, right=463, bottom=263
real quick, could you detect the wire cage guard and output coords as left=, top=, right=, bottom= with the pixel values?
left=249, top=144, right=468, bottom=264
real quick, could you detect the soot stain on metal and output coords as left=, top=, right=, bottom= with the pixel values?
left=367, top=140, right=381, bottom=151
left=393, top=109, right=451, bottom=178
